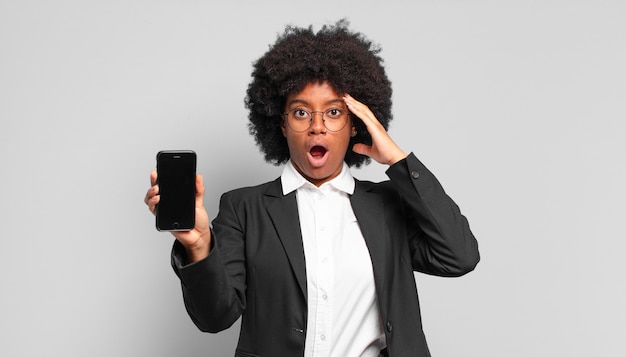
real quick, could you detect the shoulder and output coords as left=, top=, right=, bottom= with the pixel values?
left=221, top=177, right=282, bottom=202
left=354, top=178, right=398, bottom=198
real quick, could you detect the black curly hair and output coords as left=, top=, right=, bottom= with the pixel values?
left=245, top=19, right=393, bottom=168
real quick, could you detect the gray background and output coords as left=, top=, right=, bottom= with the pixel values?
left=1, top=0, right=624, bottom=356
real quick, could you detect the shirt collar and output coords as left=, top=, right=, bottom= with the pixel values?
left=281, top=160, right=355, bottom=196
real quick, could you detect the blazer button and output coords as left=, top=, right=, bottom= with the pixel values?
left=411, top=171, right=420, bottom=179
left=386, top=321, right=393, bottom=333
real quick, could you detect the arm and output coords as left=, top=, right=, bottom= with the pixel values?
left=145, top=171, right=244, bottom=332
left=170, top=191, right=247, bottom=333
left=387, top=153, right=480, bottom=276
left=344, top=94, right=479, bottom=276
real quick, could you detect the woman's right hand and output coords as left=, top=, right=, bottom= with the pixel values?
left=144, top=170, right=212, bottom=262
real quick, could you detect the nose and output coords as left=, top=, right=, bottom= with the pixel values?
left=309, top=112, right=326, bottom=133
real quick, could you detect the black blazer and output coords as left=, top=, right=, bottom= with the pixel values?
left=172, top=153, right=479, bottom=357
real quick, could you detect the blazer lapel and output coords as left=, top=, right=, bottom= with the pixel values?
left=350, top=180, right=387, bottom=292
left=264, top=179, right=308, bottom=300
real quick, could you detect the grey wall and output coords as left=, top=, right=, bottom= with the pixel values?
left=1, top=0, right=624, bottom=356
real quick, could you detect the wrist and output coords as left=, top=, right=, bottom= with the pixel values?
left=387, top=150, right=408, bottom=166
left=184, top=233, right=211, bottom=263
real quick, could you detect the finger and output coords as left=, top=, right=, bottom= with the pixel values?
left=145, top=170, right=160, bottom=209
left=344, top=94, right=384, bottom=130
left=345, top=94, right=407, bottom=165
left=195, top=174, right=205, bottom=208
left=144, top=184, right=159, bottom=205
left=344, top=94, right=369, bottom=120
left=147, top=195, right=160, bottom=215
left=150, top=169, right=158, bottom=186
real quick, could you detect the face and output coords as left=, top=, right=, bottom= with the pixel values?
left=281, top=81, right=355, bottom=187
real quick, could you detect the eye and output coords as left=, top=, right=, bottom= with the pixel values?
left=292, top=109, right=310, bottom=119
left=325, top=108, right=344, bottom=119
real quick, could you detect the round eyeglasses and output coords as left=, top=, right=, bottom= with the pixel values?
left=283, top=107, right=350, bottom=132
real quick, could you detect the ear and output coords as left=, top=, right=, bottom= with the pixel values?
left=351, top=126, right=357, bottom=137
left=281, top=120, right=287, bottom=137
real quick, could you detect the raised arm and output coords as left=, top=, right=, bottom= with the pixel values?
left=344, top=94, right=479, bottom=276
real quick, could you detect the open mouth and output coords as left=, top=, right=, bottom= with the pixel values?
left=309, top=145, right=328, bottom=158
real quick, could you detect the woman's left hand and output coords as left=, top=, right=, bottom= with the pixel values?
left=344, top=94, right=407, bottom=166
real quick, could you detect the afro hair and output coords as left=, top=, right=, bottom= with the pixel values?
left=245, top=19, right=393, bottom=168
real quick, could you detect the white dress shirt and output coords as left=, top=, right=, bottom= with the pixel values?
left=281, top=161, right=386, bottom=357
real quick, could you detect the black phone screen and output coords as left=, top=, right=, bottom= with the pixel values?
left=156, top=150, right=196, bottom=231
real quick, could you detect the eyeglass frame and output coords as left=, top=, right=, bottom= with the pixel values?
left=282, top=107, right=351, bottom=133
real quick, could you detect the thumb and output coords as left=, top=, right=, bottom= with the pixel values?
left=195, top=174, right=205, bottom=207
left=352, top=143, right=372, bottom=158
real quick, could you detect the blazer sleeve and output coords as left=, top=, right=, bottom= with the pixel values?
left=385, top=152, right=480, bottom=277
left=170, top=191, right=247, bottom=333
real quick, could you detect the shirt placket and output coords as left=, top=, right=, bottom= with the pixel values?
left=313, top=189, right=333, bottom=356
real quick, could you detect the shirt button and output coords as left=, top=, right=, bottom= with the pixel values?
left=386, top=321, right=393, bottom=333
left=320, top=334, right=326, bottom=341
left=411, top=171, right=420, bottom=179
left=322, top=294, right=328, bottom=301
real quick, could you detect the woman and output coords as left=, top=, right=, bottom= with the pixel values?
left=145, top=20, right=479, bottom=357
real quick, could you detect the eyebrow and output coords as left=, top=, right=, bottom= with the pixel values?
left=286, top=98, right=345, bottom=108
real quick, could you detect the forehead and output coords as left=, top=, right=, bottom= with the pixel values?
left=285, top=81, right=342, bottom=105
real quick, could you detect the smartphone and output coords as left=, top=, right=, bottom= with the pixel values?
left=156, top=150, right=196, bottom=231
